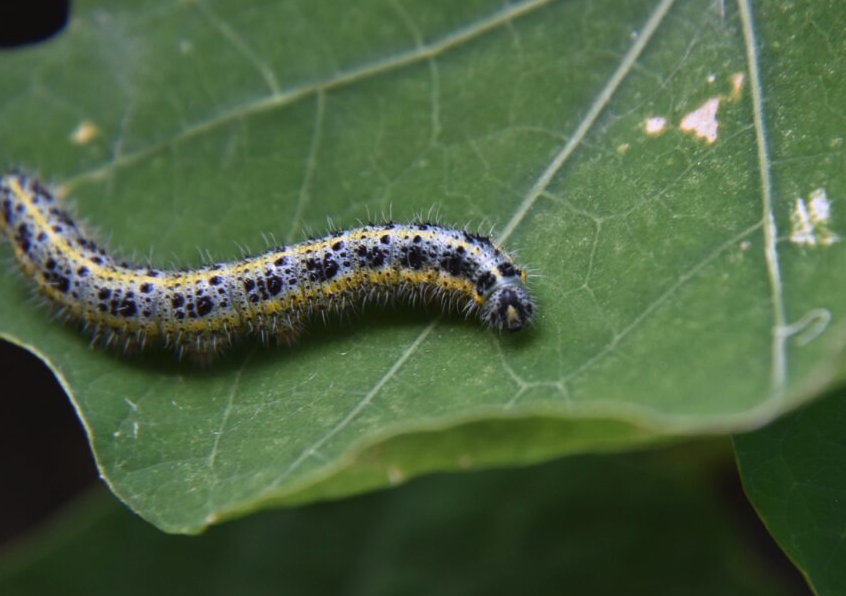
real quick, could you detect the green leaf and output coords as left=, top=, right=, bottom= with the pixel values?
left=1, top=0, right=845, bottom=532
left=0, top=451, right=798, bottom=596
left=734, top=387, right=846, bottom=596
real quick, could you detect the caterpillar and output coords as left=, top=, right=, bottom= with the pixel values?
left=0, top=170, right=534, bottom=360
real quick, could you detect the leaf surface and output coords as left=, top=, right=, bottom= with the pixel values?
left=0, top=0, right=844, bottom=531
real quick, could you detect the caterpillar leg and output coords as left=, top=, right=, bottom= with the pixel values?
left=172, top=331, right=230, bottom=365
left=271, top=318, right=302, bottom=346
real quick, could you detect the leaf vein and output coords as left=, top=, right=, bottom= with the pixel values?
left=195, top=0, right=281, bottom=95
left=60, top=0, right=558, bottom=191
left=563, top=222, right=764, bottom=383
left=285, top=91, right=326, bottom=243
left=497, top=0, right=677, bottom=243
left=205, top=349, right=254, bottom=484
left=271, top=318, right=439, bottom=485
left=737, top=0, right=788, bottom=393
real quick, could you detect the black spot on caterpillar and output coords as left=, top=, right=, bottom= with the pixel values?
left=0, top=171, right=534, bottom=360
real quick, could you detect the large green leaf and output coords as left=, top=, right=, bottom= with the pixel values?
left=1, top=0, right=845, bottom=532
left=734, top=387, right=846, bottom=596
left=0, top=450, right=799, bottom=596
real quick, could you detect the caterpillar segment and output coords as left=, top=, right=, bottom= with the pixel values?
left=1, top=171, right=534, bottom=360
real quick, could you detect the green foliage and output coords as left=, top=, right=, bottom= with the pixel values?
left=0, top=450, right=796, bottom=596
left=0, top=7, right=844, bottom=593
left=735, top=387, right=846, bottom=596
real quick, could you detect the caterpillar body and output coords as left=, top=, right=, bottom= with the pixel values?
left=1, top=171, right=534, bottom=359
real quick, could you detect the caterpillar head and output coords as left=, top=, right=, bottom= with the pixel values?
left=480, top=282, right=534, bottom=332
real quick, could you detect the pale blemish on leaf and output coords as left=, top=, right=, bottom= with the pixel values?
left=790, top=188, right=838, bottom=246
left=809, top=188, right=832, bottom=223
left=387, top=466, right=404, bottom=485
left=643, top=116, right=667, bottom=136
left=70, top=121, right=100, bottom=145
left=808, top=188, right=838, bottom=245
left=790, top=198, right=814, bottom=246
left=679, top=97, right=720, bottom=144
left=729, top=72, right=745, bottom=102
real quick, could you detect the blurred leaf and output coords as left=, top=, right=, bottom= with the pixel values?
left=0, top=450, right=799, bottom=596
left=0, top=0, right=845, bottom=532
left=734, top=386, right=846, bottom=596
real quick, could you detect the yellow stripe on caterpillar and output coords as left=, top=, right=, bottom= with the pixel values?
left=1, top=171, right=534, bottom=360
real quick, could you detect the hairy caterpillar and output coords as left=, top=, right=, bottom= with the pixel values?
left=1, top=171, right=534, bottom=359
